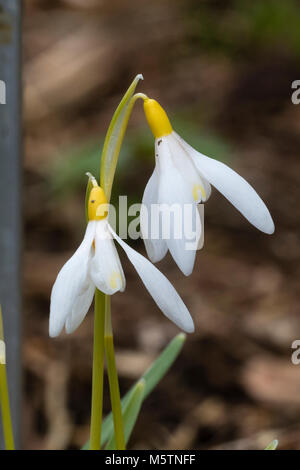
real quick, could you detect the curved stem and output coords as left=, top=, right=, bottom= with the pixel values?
left=0, top=306, right=14, bottom=450
left=104, top=296, right=125, bottom=450
left=100, top=89, right=147, bottom=202
left=90, top=289, right=105, bottom=450
left=0, top=365, right=14, bottom=450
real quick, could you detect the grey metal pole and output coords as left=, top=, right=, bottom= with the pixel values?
left=0, top=0, right=22, bottom=449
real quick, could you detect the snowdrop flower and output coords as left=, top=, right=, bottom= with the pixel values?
left=141, top=98, right=275, bottom=276
left=49, top=174, right=194, bottom=337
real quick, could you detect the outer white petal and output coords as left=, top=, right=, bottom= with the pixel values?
left=49, top=221, right=96, bottom=337
left=108, top=225, right=194, bottom=333
left=157, top=138, right=201, bottom=276
left=140, top=165, right=168, bottom=263
left=197, top=204, right=205, bottom=250
left=90, top=219, right=126, bottom=295
left=65, top=282, right=95, bottom=334
left=201, top=176, right=211, bottom=201
left=174, top=132, right=275, bottom=234
left=167, top=132, right=210, bottom=203
left=0, top=340, right=5, bottom=364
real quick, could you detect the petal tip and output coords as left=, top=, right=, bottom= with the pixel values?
left=181, top=263, right=194, bottom=277
left=260, top=217, right=275, bottom=235
left=266, top=221, right=275, bottom=235
left=49, top=324, right=61, bottom=338
left=183, top=321, right=195, bottom=334
left=65, top=321, right=76, bottom=335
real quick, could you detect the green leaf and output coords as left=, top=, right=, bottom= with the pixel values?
left=105, top=379, right=145, bottom=450
left=100, top=74, right=143, bottom=202
left=82, top=332, right=186, bottom=449
left=265, top=439, right=278, bottom=450
left=141, top=332, right=186, bottom=398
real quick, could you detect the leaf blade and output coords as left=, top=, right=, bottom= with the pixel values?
left=105, top=379, right=145, bottom=450
left=82, top=333, right=186, bottom=449
left=265, top=439, right=278, bottom=450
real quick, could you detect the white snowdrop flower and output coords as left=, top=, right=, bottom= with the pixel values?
left=141, top=98, right=275, bottom=276
left=49, top=174, right=194, bottom=337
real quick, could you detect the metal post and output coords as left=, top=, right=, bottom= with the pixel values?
left=0, top=0, right=22, bottom=449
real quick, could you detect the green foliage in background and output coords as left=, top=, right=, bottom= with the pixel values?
left=183, top=0, right=300, bottom=59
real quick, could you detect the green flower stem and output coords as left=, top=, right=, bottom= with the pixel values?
left=89, top=76, right=144, bottom=450
left=100, top=90, right=147, bottom=202
left=90, top=289, right=106, bottom=450
left=0, top=306, right=14, bottom=450
left=0, top=366, right=14, bottom=450
left=104, top=296, right=125, bottom=450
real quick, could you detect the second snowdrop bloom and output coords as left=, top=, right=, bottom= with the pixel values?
left=49, top=174, right=194, bottom=337
left=141, top=98, right=275, bottom=276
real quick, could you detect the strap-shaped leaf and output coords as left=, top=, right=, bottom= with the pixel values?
left=265, top=439, right=278, bottom=450
left=105, top=379, right=145, bottom=450
left=100, top=74, right=143, bottom=202
left=82, top=333, right=186, bottom=449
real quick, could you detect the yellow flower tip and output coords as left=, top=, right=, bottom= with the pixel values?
left=88, top=186, right=108, bottom=221
left=192, top=183, right=206, bottom=202
left=86, top=172, right=109, bottom=220
left=143, top=98, right=173, bottom=138
left=0, top=339, right=6, bottom=364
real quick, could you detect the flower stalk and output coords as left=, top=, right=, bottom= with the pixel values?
left=97, top=79, right=145, bottom=450
left=0, top=305, right=14, bottom=450
left=89, top=289, right=106, bottom=450
left=100, top=88, right=147, bottom=202
left=104, top=295, right=125, bottom=450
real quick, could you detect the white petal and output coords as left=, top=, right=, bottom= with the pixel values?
left=49, top=221, right=96, bottom=337
left=140, top=165, right=168, bottom=263
left=90, top=219, right=126, bottom=295
left=157, top=138, right=201, bottom=276
left=202, top=176, right=212, bottom=201
left=109, top=225, right=194, bottom=333
left=0, top=340, right=6, bottom=364
left=197, top=204, right=205, bottom=250
left=175, top=132, right=275, bottom=234
left=65, top=282, right=95, bottom=334
left=167, top=132, right=210, bottom=203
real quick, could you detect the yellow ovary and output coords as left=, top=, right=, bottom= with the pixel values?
left=143, top=99, right=173, bottom=138
left=88, top=186, right=108, bottom=221
left=192, top=184, right=206, bottom=202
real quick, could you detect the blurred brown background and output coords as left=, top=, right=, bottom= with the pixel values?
left=23, top=0, right=300, bottom=449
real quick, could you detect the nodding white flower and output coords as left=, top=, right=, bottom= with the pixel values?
left=141, top=99, right=275, bottom=276
left=49, top=174, right=194, bottom=337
